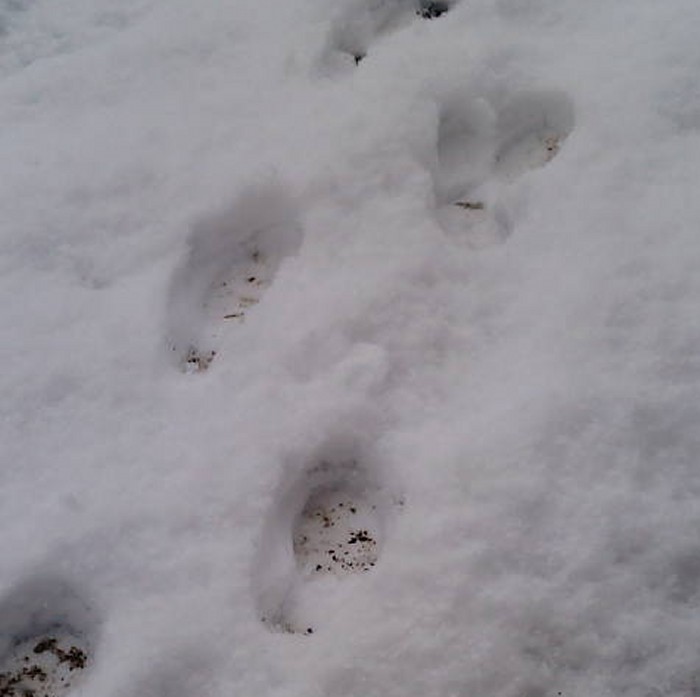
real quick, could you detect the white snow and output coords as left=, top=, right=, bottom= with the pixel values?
left=2, top=0, right=700, bottom=695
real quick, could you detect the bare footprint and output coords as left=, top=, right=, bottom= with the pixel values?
left=433, top=89, right=574, bottom=247
left=0, top=577, right=98, bottom=697
left=254, top=446, right=400, bottom=636
left=165, top=183, right=303, bottom=373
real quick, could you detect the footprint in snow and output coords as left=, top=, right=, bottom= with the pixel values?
left=254, top=446, right=401, bottom=636
left=165, top=183, right=304, bottom=373
left=322, top=0, right=455, bottom=71
left=433, top=89, right=575, bottom=248
left=0, top=577, right=98, bottom=697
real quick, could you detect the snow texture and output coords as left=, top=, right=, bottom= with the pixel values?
left=2, top=0, right=700, bottom=695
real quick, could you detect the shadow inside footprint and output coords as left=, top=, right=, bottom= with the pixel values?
left=165, top=183, right=303, bottom=373
left=494, top=90, right=575, bottom=181
left=254, top=447, right=399, bottom=636
left=0, top=577, right=98, bottom=697
left=434, top=96, right=496, bottom=206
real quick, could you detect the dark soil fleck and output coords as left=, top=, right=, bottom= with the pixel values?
left=32, top=640, right=56, bottom=655
left=348, top=529, right=373, bottom=544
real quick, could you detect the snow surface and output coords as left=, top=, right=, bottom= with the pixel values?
left=2, top=0, right=700, bottom=695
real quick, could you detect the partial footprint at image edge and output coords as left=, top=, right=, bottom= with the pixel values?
left=165, top=183, right=304, bottom=373
left=322, top=0, right=456, bottom=70
left=0, top=576, right=98, bottom=697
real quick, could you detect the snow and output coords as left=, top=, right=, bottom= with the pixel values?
left=2, top=0, right=700, bottom=695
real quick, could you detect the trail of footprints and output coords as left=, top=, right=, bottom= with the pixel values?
left=164, top=0, right=573, bottom=370
left=165, top=93, right=573, bottom=371
left=157, top=0, right=573, bottom=643
left=0, top=7, right=577, bottom=697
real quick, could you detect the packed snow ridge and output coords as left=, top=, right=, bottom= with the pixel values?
left=2, top=0, right=700, bottom=695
